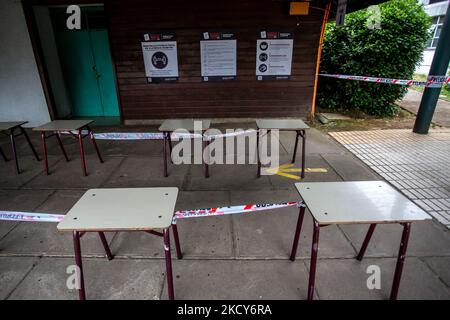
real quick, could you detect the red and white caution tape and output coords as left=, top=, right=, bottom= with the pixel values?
left=0, top=211, right=64, bottom=223
left=319, top=73, right=450, bottom=88
left=61, top=130, right=256, bottom=141
left=172, top=201, right=303, bottom=223
left=205, top=129, right=257, bottom=140
left=0, top=201, right=303, bottom=224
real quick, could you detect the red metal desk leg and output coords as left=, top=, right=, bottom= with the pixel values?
left=307, top=220, right=321, bottom=300
left=172, top=223, right=183, bottom=259
left=163, top=228, right=175, bottom=300
left=9, top=130, right=20, bottom=174
left=204, top=138, right=210, bottom=178
left=290, top=205, right=306, bottom=261
left=292, top=130, right=299, bottom=164
left=41, top=132, right=49, bottom=175
left=168, top=132, right=173, bottom=164
left=256, top=129, right=261, bottom=178
left=163, top=131, right=168, bottom=177
left=20, top=126, right=40, bottom=161
left=77, top=130, right=87, bottom=176
left=88, top=127, right=104, bottom=163
left=56, top=133, right=70, bottom=162
left=98, top=232, right=113, bottom=260
left=390, top=223, right=411, bottom=300
left=356, top=224, right=377, bottom=261
left=73, top=231, right=86, bottom=300
left=301, top=130, right=306, bottom=179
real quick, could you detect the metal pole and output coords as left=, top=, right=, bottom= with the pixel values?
left=413, top=3, right=450, bottom=134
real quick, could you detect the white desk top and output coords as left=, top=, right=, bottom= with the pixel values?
left=0, top=121, right=27, bottom=131
left=295, top=181, right=430, bottom=225
left=33, top=120, right=93, bottom=131
left=256, top=119, right=309, bottom=130
left=159, top=119, right=211, bottom=132
left=57, top=188, right=179, bottom=231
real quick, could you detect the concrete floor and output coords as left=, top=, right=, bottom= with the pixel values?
left=399, top=89, right=450, bottom=127
left=0, top=123, right=449, bottom=300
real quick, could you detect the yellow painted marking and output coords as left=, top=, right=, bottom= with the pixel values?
left=274, top=172, right=302, bottom=180
left=264, top=164, right=328, bottom=180
left=283, top=168, right=328, bottom=173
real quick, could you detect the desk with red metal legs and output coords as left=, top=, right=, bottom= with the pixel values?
left=255, top=119, right=309, bottom=178
left=289, top=181, right=431, bottom=300
left=57, top=187, right=182, bottom=300
left=33, top=120, right=103, bottom=176
left=0, top=121, right=40, bottom=174
left=158, top=119, right=211, bottom=178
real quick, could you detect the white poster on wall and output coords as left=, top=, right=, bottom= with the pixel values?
left=256, top=30, right=294, bottom=80
left=200, top=31, right=237, bottom=81
left=141, top=31, right=179, bottom=82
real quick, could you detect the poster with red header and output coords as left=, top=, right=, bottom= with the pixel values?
left=141, top=31, right=179, bottom=83
left=200, top=31, right=237, bottom=82
left=256, top=30, right=293, bottom=81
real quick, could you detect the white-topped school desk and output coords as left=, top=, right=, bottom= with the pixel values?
left=0, top=121, right=28, bottom=131
left=0, top=121, right=39, bottom=174
left=57, top=187, right=182, bottom=300
left=158, top=119, right=211, bottom=132
left=296, top=181, right=430, bottom=225
left=290, top=181, right=431, bottom=300
left=33, top=120, right=94, bottom=132
left=158, top=119, right=212, bottom=178
left=33, top=120, right=103, bottom=176
left=58, top=188, right=178, bottom=231
left=255, top=119, right=309, bottom=178
left=256, top=119, right=310, bottom=131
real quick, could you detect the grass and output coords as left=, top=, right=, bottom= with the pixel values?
left=312, top=107, right=432, bottom=132
left=314, top=73, right=449, bottom=132
left=412, top=73, right=450, bottom=102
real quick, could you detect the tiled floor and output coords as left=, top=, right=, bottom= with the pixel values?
left=330, top=129, right=450, bottom=229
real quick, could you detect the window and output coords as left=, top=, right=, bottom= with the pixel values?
left=427, top=15, right=445, bottom=49
left=429, top=0, right=447, bottom=4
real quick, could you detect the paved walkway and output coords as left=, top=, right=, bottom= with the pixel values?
left=0, top=124, right=449, bottom=299
left=398, top=89, right=450, bottom=127
left=330, top=129, right=450, bottom=229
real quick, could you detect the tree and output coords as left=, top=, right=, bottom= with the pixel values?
left=317, top=0, right=431, bottom=117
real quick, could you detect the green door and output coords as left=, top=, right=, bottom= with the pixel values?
left=52, top=7, right=119, bottom=117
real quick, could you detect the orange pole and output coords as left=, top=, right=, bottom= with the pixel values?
left=310, top=0, right=332, bottom=119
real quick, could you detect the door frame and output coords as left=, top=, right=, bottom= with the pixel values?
left=22, top=0, right=124, bottom=123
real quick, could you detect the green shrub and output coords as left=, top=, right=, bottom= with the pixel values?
left=317, top=0, right=431, bottom=117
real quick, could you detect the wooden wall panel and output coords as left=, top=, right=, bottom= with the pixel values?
left=106, top=0, right=326, bottom=120
left=53, top=0, right=326, bottom=120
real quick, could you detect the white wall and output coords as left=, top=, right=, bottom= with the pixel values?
left=34, top=6, right=72, bottom=118
left=0, top=0, right=50, bottom=127
left=416, top=50, right=435, bottom=74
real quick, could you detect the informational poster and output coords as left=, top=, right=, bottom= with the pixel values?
left=256, top=30, right=294, bottom=80
left=200, top=31, right=237, bottom=82
left=141, top=31, right=179, bottom=83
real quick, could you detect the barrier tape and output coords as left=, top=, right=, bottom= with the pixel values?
left=319, top=73, right=450, bottom=88
left=172, top=201, right=303, bottom=223
left=0, top=211, right=64, bottom=223
left=205, top=129, right=257, bottom=140
left=0, top=201, right=303, bottom=224
left=61, top=129, right=257, bottom=141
